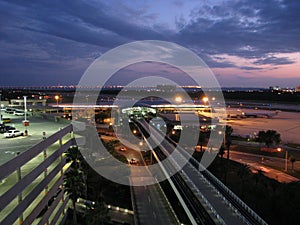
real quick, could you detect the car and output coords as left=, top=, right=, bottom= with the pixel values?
left=129, top=158, right=138, bottom=164
left=5, top=108, right=15, bottom=114
left=4, top=130, right=24, bottom=138
left=119, top=147, right=127, bottom=151
left=14, top=110, right=25, bottom=116
left=0, top=125, right=16, bottom=133
left=2, top=118, right=11, bottom=123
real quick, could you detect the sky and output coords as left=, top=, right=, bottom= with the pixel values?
left=0, top=0, right=300, bottom=88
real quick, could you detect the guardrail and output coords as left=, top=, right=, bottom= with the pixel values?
left=0, top=124, right=75, bottom=225
left=137, top=119, right=268, bottom=225
left=193, top=157, right=268, bottom=225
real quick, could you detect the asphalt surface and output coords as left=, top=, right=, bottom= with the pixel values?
left=0, top=112, right=68, bottom=166
left=229, top=150, right=299, bottom=183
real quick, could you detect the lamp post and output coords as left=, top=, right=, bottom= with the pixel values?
left=285, top=148, right=288, bottom=172
left=0, top=93, right=2, bottom=124
left=23, top=96, right=29, bottom=136
left=54, top=95, right=59, bottom=113
left=202, top=96, right=209, bottom=105
left=175, top=96, right=182, bottom=103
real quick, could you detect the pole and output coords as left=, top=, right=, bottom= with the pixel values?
left=23, top=96, right=28, bottom=136
left=285, top=150, right=288, bottom=172
left=16, top=152, right=23, bottom=224
left=24, top=96, right=27, bottom=121
left=0, top=93, right=2, bottom=124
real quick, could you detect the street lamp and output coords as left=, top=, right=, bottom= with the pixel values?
left=202, top=96, right=209, bottom=105
left=0, top=93, right=2, bottom=124
left=175, top=96, right=182, bottom=103
left=54, top=95, right=59, bottom=113
left=23, top=96, right=29, bottom=136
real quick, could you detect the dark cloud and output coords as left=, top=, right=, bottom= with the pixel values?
left=253, top=56, right=295, bottom=65
left=0, top=0, right=299, bottom=86
left=177, top=0, right=300, bottom=59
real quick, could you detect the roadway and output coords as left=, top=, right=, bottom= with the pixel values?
left=228, top=151, right=299, bottom=183
left=128, top=142, right=180, bottom=225
left=100, top=134, right=180, bottom=225
left=137, top=119, right=267, bottom=225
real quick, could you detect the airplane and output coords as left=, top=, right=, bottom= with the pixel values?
left=226, top=107, right=280, bottom=119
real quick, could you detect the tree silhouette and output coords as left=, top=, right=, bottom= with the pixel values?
left=290, top=156, right=296, bottom=171
left=64, top=146, right=86, bottom=225
left=257, top=130, right=281, bottom=147
left=219, top=145, right=225, bottom=158
left=225, top=125, right=233, bottom=160
left=64, top=169, right=85, bottom=225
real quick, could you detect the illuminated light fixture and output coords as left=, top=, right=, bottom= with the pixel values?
left=175, top=96, right=182, bottom=103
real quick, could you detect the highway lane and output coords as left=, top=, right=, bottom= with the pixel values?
left=137, top=119, right=268, bottom=225
left=228, top=151, right=299, bottom=183
left=125, top=141, right=180, bottom=225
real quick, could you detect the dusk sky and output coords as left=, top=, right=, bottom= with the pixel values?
left=1, top=0, right=300, bottom=88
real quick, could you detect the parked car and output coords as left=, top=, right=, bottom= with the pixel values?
left=119, top=147, right=127, bottom=151
left=4, top=130, right=24, bottom=138
left=129, top=158, right=138, bottom=164
left=14, top=110, right=25, bottom=116
left=5, top=108, right=15, bottom=114
left=0, top=125, right=16, bottom=133
left=2, top=118, right=11, bottom=123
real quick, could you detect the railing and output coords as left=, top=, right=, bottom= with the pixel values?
left=0, top=125, right=75, bottom=225
left=196, top=160, right=268, bottom=225
left=137, top=119, right=268, bottom=225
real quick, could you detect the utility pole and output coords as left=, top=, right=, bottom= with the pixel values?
left=285, top=149, right=288, bottom=172
left=0, top=93, right=2, bottom=124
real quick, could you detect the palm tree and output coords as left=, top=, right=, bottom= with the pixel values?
left=237, top=164, right=251, bottom=197
left=64, top=169, right=86, bottom=225
left=253, top=169, right=264, bottom=187
left=198, top=130, right=205, bottom=152
left=64, top=145, right=86, bottom=225
left=290, top=156, right=296, bottom=171
left=65, top=145, right=83, bottom=169
left=225, top=125, right=233, bottom=160
left=219, top=145, right=225, bottom=158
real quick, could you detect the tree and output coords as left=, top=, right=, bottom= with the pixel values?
left=65, top=145, right=84, bottom=169
left=257, top=130, right=281, bottom=147
left=225, top=125, right=233, bottom=160
left=198, top=130, right=205, bottom=152
left=64, top=170, right=86, bottom=225
left=64, top=146, right=86, bottom=225
left=253, top=169, right=264, bottom=187
left=237, top=164, right=251, bottom=197
left=219, top=145, right=225, bottom=158
left=290, top=156, right=296, bottom=171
